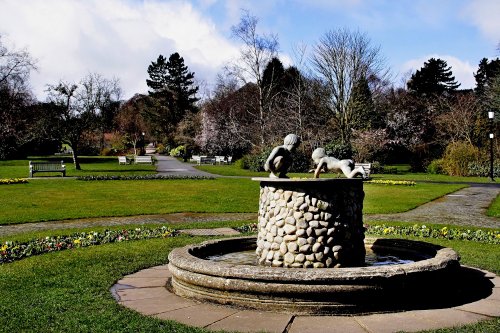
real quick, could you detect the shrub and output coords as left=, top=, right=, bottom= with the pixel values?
left=100, top=148, right=116, bottom=156
left=239, top=148, right=311, bottom=173
left=427, top=159, right=445, bottom=174
left=156, top=143, right=167, bottom=154
left=238, top=148, right=272, bottom=172
left=324, top=142, right=355, bottom=159
left=289, top=150, right=312, bottom=172
left=169, top=145, right=185, bottom=157
left=370, top=161, right=382, bottom=174
left=468, top=161, right=500, bottom=178
left=441, top=141, right=480, bottom=176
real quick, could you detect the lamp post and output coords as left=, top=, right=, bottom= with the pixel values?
left=141, top=132, right=146, bottom=155
left=488, top=111, right=495, bottom=182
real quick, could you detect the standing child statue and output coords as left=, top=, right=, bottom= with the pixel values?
left=264, top=134, right=301, bottom=178
left=311, top=148, right=367, bottom=179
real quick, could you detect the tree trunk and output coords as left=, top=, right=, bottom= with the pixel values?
left=71, top=144, right=81, bottom=170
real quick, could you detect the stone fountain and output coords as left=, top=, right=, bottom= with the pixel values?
left=167, top=135, right=462, bottom=314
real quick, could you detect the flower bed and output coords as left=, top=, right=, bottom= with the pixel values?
left=0, top=226, right=177, bottom=264
left=235, top=223, right=499, bottom=244
left=77, top=175, right=214, bottom=181
left=368, top=224, right=499, bottom=244
left=0, top=178, right=28, bottom=185
left=365, top=179, right=416, bottom=186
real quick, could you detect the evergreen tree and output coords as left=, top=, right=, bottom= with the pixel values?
left=146, top=55, right=169, bottom=95
left=349, top=77, right=378, bottom=129
left=474, top=57, right=500, bottom=96
left=261, top=57, right=285, bottom=93
left=164, top=52, right=199, bottom=113
left=146, top=53, right=199, bottom=142
left=407, top=58, right=460, bottom=97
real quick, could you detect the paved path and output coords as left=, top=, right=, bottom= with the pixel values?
left=365, top=186, right=500, bottom=228
left=113, top=264, right=500, bottom=333
left=155, top=155, right=215, bottom=178
left=0, top=213, right=256, bottom=238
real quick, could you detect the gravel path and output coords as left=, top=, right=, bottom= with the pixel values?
left=0, top=213, right=256, bottom=237
left=365, top=185, right=500, bottom=228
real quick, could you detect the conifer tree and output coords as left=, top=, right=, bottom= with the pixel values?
left=407, top=58, right=460, bottom=97
left=145, top=52, right=199, bottom=141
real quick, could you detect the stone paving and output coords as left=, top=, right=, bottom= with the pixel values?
left=113, top=263, right=500, bottom=333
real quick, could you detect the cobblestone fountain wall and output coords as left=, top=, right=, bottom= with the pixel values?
left=253, top=178, right=365, bottom=268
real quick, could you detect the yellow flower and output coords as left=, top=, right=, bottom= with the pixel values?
left=0, top=244, right=7, bottom=252
left=73, top=239, right=81, bottom=245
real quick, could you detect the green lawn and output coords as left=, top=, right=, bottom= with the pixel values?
left=0, top=178, right=258, bottom=225
left=0, top=230, right=498, bottom=332
left=195, top=163, right=496, bottom=183
left=487, top=193, right=500, bottom=217
left=0, top=178, right=465, bottom=225
left=0, top=156, right=156, bottom=178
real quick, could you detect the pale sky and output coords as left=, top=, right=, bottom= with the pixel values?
left=1, top=0, right=499, bottom=100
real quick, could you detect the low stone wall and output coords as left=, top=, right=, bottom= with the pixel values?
left=253, top=178, right=365, bottom=268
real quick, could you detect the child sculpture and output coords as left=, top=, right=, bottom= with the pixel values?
left=311, top=148, right=367, bottom=179
left=264, top=134, right=301, bottom=178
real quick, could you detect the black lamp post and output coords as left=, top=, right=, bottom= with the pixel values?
left=488, top=111, right=495, bottom=181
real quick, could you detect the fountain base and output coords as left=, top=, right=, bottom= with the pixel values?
left=167, top=236, right=461, bottom=314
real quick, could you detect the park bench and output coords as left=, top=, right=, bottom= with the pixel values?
left=200, top=156, right=216, bottom=165
left=134, top=155, right=153, bottom=164
left=355, top=163, right=372, bottom=179
left=190, top=155, right=201, bottom=164
left=118, top=156, right=128, bottom=164
left=214, top=156, right=234, bottom=164
left=29, top=161, right=66, bottom=178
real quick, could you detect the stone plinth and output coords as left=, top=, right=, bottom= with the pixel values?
left=252, top=178, right=365, bottom=268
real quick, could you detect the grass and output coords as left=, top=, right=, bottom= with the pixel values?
left=0, top=227, right=498, bottom=332
left=0, top=156, right=156, bottom=178
left=195, top=163, right=496, bottom=183
left=487, top=192, right=500, bottom=217
left=0, top=178, right=258, bottom=225
left=363, top=182, right=466, bottom=214
left=0, top=178, right=465, bottom=225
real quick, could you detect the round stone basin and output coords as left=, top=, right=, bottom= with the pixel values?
left=206, top=247, right=418, bottom=267
left=167, top=236, right=461, bottom=314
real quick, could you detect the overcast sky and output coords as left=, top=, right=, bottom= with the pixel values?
left=1, top=0, right=499, bottom=100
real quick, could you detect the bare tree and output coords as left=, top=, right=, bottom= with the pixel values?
left=436, top=94, right=483, bottom=146
left=311, top=28, right=388, bottom=144
left=0, top=35, right=37, bottom=86
left=47, top=73, right=121, bottom=169
left=229, top=10, right=279, bottom=146
left=116, top=94, right=149, bottom=155
left=0, top=35, right=37, bottom=158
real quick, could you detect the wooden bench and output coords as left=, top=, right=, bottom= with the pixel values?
left=29, top=161, right=66, bottom=178
left=134, top=155, right=153, bottom=164
left=190, top=155, right=201, bottom=164
left=200, top=156, right=216, bottom=165
left=355, top=163, right=372, bottom=178
left=118, top=156, right=128, bottom=165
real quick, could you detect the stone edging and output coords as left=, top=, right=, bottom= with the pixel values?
left=113, top=264, right=500, bottom=333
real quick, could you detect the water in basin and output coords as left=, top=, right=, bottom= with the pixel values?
left=206, top=248, right=417, bottom=266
